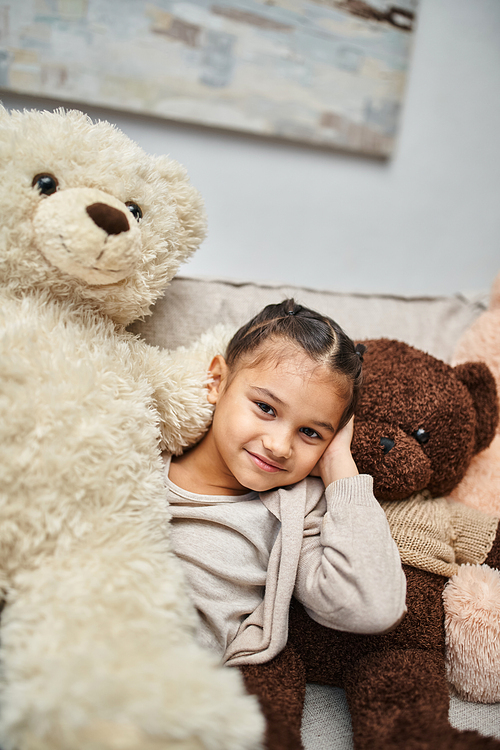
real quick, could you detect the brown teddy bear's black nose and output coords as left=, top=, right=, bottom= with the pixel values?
left=86, top=203, right=130, bottom=235
left=380, top=437, right=395, bottom=454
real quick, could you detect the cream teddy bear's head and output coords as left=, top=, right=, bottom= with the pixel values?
left=0, top=106, right=207, bottom=325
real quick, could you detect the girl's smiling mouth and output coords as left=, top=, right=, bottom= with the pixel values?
left=246, top=451, right=286, bottom=473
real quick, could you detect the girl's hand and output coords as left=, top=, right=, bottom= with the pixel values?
left=311, top=416, right=358, bottom=487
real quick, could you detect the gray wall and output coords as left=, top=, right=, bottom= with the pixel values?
left=2, top=0, right=499, bottom=297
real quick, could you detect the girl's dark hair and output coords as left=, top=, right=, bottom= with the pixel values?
left=225, top=299, right=365, bottom=430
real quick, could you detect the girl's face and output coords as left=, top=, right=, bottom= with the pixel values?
left=205, top=344, right=348, bottom=494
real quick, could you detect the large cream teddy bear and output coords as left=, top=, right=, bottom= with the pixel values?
left=0, top=106, right=263, bottom=750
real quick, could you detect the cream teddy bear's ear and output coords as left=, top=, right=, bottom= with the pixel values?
left=153, top=154, right=207, bottom=263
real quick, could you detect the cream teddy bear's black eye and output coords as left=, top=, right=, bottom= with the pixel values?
left=32, top=174, right=59, bottom=195
left=125, top=201, right=143, bottom=222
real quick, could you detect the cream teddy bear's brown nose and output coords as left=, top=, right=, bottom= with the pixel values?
left=86, top=202, right=130, bottom=235
left=33, top=187, right=142, bottom=285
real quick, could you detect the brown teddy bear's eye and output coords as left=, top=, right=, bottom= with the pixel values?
left=125, top=201, right=143, bottom=222
left=413, top=428, right=430, bottom=445
left=32, top=174, right=59, bottom=195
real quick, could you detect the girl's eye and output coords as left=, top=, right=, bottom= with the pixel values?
left=300, top=427, right=321, bottom=439
left=256, top=402, right=275, bottom=416
left=125, top=201, right=143, bottom=222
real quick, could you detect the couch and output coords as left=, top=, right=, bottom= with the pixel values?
left=130, top=274, right=500, bottom=749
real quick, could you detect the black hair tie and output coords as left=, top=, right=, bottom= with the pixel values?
left=355, top=343, right=366, bottom=362
left=284, top=299, right=300, bottom=316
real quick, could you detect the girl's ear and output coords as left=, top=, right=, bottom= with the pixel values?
left=207, top=355, right=229, bottom=405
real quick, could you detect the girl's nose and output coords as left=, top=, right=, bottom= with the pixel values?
left=263, top=429, right=293, bottom=459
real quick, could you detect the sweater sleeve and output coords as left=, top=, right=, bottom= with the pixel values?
left=449, top=500, right=499, bottom=566
left=294, top=474, right=407, bottom=634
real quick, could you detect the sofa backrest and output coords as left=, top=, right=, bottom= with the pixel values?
left=130, top=276, right=487, bottom=363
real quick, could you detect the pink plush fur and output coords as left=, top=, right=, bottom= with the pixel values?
left=450, top=271, right=500, bottom=515
left=443, top=272, right=500, bottom=703
left=444, top=563, right=500, bottom=703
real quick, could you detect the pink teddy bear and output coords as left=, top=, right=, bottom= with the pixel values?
left=449, top=272, right=500, bottom=516
left=444, top=271, right=500, bottom=705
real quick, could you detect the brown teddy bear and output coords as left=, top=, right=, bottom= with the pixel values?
left=239, top=338, right=500, bottom=750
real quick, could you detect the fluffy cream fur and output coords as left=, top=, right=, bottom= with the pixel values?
left=0, top=107, right=263, bottom=750
left=444, top=564, right=500, bottom=703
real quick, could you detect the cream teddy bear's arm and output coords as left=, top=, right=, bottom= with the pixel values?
left=129, top=324, right=235, bottom=455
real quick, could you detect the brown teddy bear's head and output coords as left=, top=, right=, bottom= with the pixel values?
left=351, top=339, right=498, bottom=501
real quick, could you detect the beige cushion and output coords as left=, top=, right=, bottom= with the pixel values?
left=129, top=275, right=487, bottom=363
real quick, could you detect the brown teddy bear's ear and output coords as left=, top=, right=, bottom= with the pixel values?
left=453, top=361, right=498, bottom=454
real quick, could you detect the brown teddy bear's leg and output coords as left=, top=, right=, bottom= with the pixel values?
left=345, top=648, right=500, bottom=750
left=239, top=642, right=307, bottom=750
left=287, top=568, right=500, bottom=750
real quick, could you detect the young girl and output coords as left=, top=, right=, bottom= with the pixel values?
left=165, top=299, right=406, bottom=748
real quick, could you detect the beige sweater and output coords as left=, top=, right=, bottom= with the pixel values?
left=164, top=459, right=407, bottom=667
left=381, top=491, right=498, bottom=577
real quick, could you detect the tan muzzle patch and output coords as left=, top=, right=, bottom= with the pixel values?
left=33, top=187, right=142, bottom=285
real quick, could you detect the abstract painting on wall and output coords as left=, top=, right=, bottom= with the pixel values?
left=0, top=0, right=418, bottom=156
